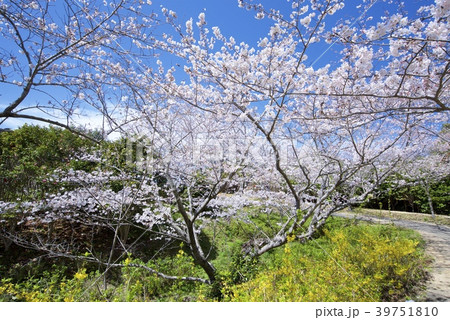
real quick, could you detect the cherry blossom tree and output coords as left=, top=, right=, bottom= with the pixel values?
left=1, top=0, right=449, bottom=289
left=0, top=112, right=258, bottom=284
left=147, top=0, right=449, bottom=257
left=390, top=125, right=450, bottom=217
left=0, top=0, right=157, bottom=140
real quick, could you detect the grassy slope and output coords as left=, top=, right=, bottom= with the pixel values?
left=0, top=216, right=430, bottom=302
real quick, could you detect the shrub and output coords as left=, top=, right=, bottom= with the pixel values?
left=0, top=125, right=95, bottom=201
left=0, top=218, right=428, bottom=302
left=228, top=219, right=428, bottom=302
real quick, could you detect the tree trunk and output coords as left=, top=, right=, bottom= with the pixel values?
left=167, top=174, right=217, bottom=284
left=422, top=181, right=436, bottom=219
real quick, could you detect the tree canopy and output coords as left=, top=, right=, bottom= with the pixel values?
left=0, top=0, right=448, bottom=291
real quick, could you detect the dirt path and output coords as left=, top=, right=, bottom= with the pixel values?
left=334, top=212, right=450, bottom=302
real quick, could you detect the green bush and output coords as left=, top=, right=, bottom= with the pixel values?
left=0, top=215, right=429, bottom=301
left=227, top=219, right=428, bottom=302
left=0, top=125, right=95, bottom=201
left=0, top=247, right=209, bottom=302
left=366, top=177, right=450, bottom=215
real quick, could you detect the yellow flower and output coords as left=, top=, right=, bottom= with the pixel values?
left=286, top=234, right=296, bottom=243
left=284, top=245, right=291, bottom=254
left=74, top=269, right=88, bottom=281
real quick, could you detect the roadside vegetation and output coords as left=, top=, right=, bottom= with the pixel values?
left=1, top=0, right=449, bottom=303
left=0, top=126, right=437, bottom=301
left=0, top=216, right=429, bottom=302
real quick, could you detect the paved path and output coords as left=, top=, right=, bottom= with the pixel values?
left=334, top=212, right=450, bottom=302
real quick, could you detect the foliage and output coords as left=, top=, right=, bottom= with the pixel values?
left=365, top=124, right=449, bottom=215
left=0, top=218, right=429, bottom=302
left=367, top=177, right=450, bottom=215
left=0, top=0, right=448, bottom=295
left=227, top=219, right=428, bottom=302
left=0, top=249, right=208, bottom=302
left=0, top=265, right=87, bottom=302
left=0, top=125, right=95, bottom=201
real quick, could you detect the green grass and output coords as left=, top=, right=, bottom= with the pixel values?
left=227, top=217, right=429, bottom=302
left=0, top=216, right=430, bottom=302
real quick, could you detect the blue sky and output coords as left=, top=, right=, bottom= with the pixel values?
left=147, top=0, right=431, bottom=80
left=0, top=0, right=435, bottom=131
left=152, top=0, right=276, bottom=45
left=150, top=0, right=429, bottom=46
